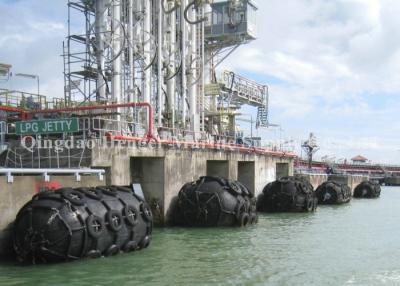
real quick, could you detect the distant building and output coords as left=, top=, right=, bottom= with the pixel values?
left=351, top=155, right=368, bottom=164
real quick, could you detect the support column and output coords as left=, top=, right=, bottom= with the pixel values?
left=112, top=0, right=122, bottom=106
left=143, top=0, right=152, bottom=131
left=128, top=0, right=135, bottom=103
left=166, top=1, right=176, bottom=130
left=189, top=5, right=199, bottom=135
left=95, top=0, right=107, bottom=101
left=181, top=0, right=188, bottom=130
left=110, top=155, right=131, bottom=185
left=157, top=0, right=163, bottom=126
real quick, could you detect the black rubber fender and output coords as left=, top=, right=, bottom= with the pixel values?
left=77, top=187, right=103, bottom=200
left=305, top=196, right=314, bottom=212
left=106, top=210, right=123, bottom=232
left=235, top=199, right=246, bottom=220
left=13, top=185, right=153, bottom=263
left=140, top=203, right=153, bottom=222
left=250, top=213, right=258, bottom=224
left=124, top=205, right=139, bottom=226
left=174, top=176, right=258, bottom=227
left=238, top=213, right=250, bottom=227
left=123, top=241, right=137, bottom=252
left=97, top=186, right=118, bottom=197
left=86, top=215, right=105, bottom=239
left=139, top=236, right=151, bottom=249
left=228, top=181, right=243, bottom=196
left=258, top=176, right=317, bottom=212
left=61, top=188, right=85, bottom=206
left=87, top=250, right=101, bottom=259
left=105, top=244, right=120, bottom=256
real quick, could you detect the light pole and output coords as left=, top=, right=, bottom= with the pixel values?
left=15, top=73, right=40, bottom=96
left=236, top=114, right=254, bottom=138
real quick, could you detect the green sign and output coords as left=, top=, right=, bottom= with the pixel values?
left=16, top=118, right=79, bottom=135
left=205, top=83, right=221, bottom=96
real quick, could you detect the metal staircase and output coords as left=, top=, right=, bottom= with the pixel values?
left=256, top=105, right=269, bottom=128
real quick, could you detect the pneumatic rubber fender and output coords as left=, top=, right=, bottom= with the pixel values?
left=257, top=176, right=318, bottom=213
left=174, top=176, right=258, bottom=227
left=13, top=185, right=153, bottom=263
left=315, top=181, right=352, bottom=204
left=354, top=181, right=381, bottom=198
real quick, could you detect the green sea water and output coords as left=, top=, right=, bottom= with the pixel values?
left=0, top=187, right=399, bottom=286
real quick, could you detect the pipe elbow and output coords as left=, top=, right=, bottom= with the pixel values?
left=184, top=1, right=206, bottom=25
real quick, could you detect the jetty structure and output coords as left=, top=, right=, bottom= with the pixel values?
left=0, top=0, right=299, bottom=253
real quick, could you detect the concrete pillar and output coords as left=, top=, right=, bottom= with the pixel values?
left=238, top=161, right=255, bottom=195
left=110, top=155, right=131, bottom=185
left=206, top=160, right=229, bottom=178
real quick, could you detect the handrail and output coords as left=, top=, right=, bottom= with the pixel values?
left=25, top=102, right=156, bottom=141
left=0, top=168, right=105, bottom=183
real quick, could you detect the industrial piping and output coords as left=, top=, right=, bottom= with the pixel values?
left=27, top=102, right=156, bottom=141
left=0, top=103, right=156, bottom=141
left=110, top=133, right=296, bottom=158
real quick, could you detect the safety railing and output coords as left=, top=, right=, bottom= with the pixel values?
left=91, top=118, right=147, bottom=138
left=0, top=89, right=81, bottom=111
left=0, top=168, right=105, bottom=184
left=0, top=90, right=47, bottom=110
left=0, top=111, right=296, bottom=164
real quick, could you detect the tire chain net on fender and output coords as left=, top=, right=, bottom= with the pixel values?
left=354, top=180, right=381, bottom=198
left=13, top=186, right=153, bottom=263
left=258, top=176, right=318, bottom=212
left=315, top=181, right=352, bottom=204
left=175, top=176, right=258, bottom=227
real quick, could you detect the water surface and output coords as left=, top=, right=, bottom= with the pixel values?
left=0, top=187, right=399, bottom=286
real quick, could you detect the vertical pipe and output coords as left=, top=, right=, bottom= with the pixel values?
left=181, top=0, right=187, bottom=130
left=95, top=0, right=107, bottom=101
left=112, top=0, right=122, bottom=107
left=201, top=5, right=206, bottom=132
left=157, top=0, right=163, bottom=126
left=166, top=1, right=176, bottom=130
left=189, top=4, right=197, bottom=133
left=128, top=0, right=134, bottom=103
left=141, top=0, right=152, bottom=132
left=143, top=0, right=152, bottom=104
left=202, top=3, right=213, bottom=133
left=133, top=0, right=141, bottom=104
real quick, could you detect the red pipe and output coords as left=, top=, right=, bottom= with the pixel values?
left=25, top=102, right=156, bottom=141
left=0, top=106, right=27, bottom=120
left=0, top=104, right=296, bottom=157
left=0, top=106, right=25, bottom=113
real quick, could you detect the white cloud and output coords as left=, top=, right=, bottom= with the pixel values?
left=222, top=0, right=400, bottom=163
left=0, top=1, right=66, bottom=97
left=0, top=0, right=398, bottom=163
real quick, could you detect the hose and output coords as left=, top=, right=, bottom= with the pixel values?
left=162, top=0, right=179, bottom=14
left=184, top=1, right=206, bottom=25
left=165, top=56, right=182, bottom=80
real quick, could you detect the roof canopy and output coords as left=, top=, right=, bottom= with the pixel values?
left=351, top=155, right=368, bottom=162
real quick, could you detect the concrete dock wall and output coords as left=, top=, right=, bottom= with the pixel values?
left=297, top=174, right=328, bottom=190
left=297, top=173, right=369, bottom=193
left=0, top=145, right=294, bottom=257
left=92, top=146, right=294, bottom=225
left=385, top=176, right=400, bottom=186
left=328, top=175, right=368, bottom=194
left=0, top=175, right=103, bottom=257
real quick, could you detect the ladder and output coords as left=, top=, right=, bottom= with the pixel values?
left=256, top=86, right=269, bottom=128
left=256, top=105, right=269, bottom=128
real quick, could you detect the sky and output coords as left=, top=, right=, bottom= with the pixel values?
left=0, top=0, right=399, bottom=164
